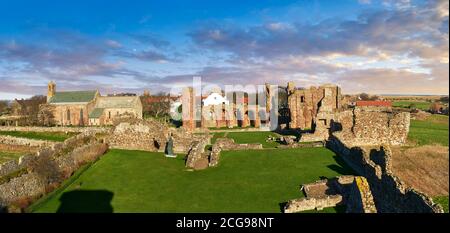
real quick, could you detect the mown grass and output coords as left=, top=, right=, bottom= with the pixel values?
left=0, top=131, right=77, bottom=142
left=408, top=115, right=449, bottom=146
left=0, top=151, right=24, bottom=164
left=433, top=196, right=449, bottom=213
left=33, top=148, right=354, bottom=213
left=26, top=162, right=96, bottom=213
left=226, top=131, right=282, bottom=148
left=393, top=101, right=431, bottom=110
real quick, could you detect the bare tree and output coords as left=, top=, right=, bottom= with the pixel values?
left=140, top=92, right=171, bottom=119
left=38, top=104, right=56, bottom=126
left=16, top=95, right=47, bottom=125
left=0, top=100, right=8, bottom=115
left=359, top=93, right=370, bottom=100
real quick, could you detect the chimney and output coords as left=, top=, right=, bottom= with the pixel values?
left=47, top=81, right=56, bottom=103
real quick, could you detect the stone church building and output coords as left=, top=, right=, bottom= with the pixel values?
left=45, top=81, right=142, bottom=126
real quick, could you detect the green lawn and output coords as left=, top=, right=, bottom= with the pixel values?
left=0, top=151, right=24, bottom=164
left=393, top=101, right=431, bottom=110
left=408, top=115, right=449, bottom=146
left=434, top=196, right=449, bottom=213
left=226, top=131, right=282, bottom=148
left=0, top=131, right=77, bottom=142
left=210, top=132, right=226, bottom=144
left=32, top=148, right=354, bottom=213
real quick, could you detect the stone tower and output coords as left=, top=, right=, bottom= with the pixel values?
left=182, top=87, right=195, bottom=131
left=47, top=81, right=56, bottom=103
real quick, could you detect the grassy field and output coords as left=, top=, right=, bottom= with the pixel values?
left=393, top=101, right=431, bottom=110
left=226, top=131, right=282, bottom=148
left=408, top=115, right=449, bottom=146
left=0, top=151, right=25, bottom=164
left=433, top=196, right=449, bottom=213
left=32, top=148, right=354, bottom=213
left=0, top=144, right=37, bottom=164
left=0, top=131, right=77, bottom=142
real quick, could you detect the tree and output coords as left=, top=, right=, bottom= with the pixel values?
left=0, top=100, right=8, bottom=115
left=140, top=92, right=171, bottom=119
left=369, top=95, right=380, bottom=101
left=38, top=104, right=56, bottom=126
left=16, top=95, right=47, bottom=125
left=439, top=96, right=449, bottom=103
left=359, top=93, right=370, bottom=100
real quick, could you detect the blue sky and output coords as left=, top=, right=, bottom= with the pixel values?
left=0, top=0, right=448, bottom=99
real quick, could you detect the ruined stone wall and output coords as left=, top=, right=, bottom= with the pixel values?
left=106, top=118, right=208, bottom=154
left=284, top=195, right=343, bottom=213
left=345, top=176, right=377, bottom=213
left=182, top=87, right=195, bottom=131
left=0, top=135, right=56, bottom=148
left=106, top=119, right=168, bottom=152
left=288, top=84, right=341, bottom=130
left=185, top=137, right=210, bottom=170
left=327, top=137, right=443, bottom=213
left=208, top=138, right=263, bottom=168
left=213, top=138, right=263, bottom=151
left=0, top=132, right=108, bottom=212
left=332, top=107, right=410, bottom=147
left=0, top=126, right=110, bottom=133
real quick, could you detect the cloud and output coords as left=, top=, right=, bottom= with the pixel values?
left=185, top=0, right=448, bottom=94
left=115, top=50, right=173, bottom=63
left=189, top=1, right=448, bottom=62
left=335, top=67, right=449, bottom=94
left=129, top=33, right=170, bottom=48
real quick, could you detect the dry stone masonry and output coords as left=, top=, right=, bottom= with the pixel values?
left=0, top=135, right=56, bottom=148
left=0, top=132, right=108, bottom=212
left=327, top=138, right=444, bottom=213
left=106, top=118, right=209, bottom=154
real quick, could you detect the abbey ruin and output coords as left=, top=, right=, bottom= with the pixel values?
left=0, top=82, right=445, bottom=213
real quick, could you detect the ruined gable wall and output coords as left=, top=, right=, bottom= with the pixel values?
left=182, top=87, right=195, bottom=131
left=332, top=107, right=410, bottom=147
left=288, top=85, right=341, bottom=130
left=288, top=88, right=322, bottom=129
left=106, top=118, right=206, bottom=153
left=327, top=138, right=443, bottom=213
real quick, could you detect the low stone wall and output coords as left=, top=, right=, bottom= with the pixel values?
left=0, top=173, right=46, bottom=210
left=0, top=132, right=108, bottom=212
left=208, top=138, right=263, bottom=168
left=346, top=176, right=377, bottom=213
left=106, top=118, right=207, bottom=154
left=327, top=136, right=444, bottom=213
left=277, top=141, right=324, bottom=149
left=185, top=138, right=210, bottom=170
left=0, top=135, right=56, bottom=148
left=331, top=108, right=410, bottom=147
left=0, top=126, right=110, bottom=134
left=284, top=176, right=356, bottom=213
left=284, top=195, right=343, bottom=213
left=213, top=138, right=263, bottom=151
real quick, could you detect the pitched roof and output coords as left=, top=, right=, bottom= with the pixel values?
left=88, top=108, right=104, bottom=119
left=95, top=96, right=141, bottom=108
left=48, top=91, right=97, bottom=103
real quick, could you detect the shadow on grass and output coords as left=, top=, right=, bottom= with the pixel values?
left=56, top=190, right=114, bottom=213
left=327, top=155, right=356, bottom=176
